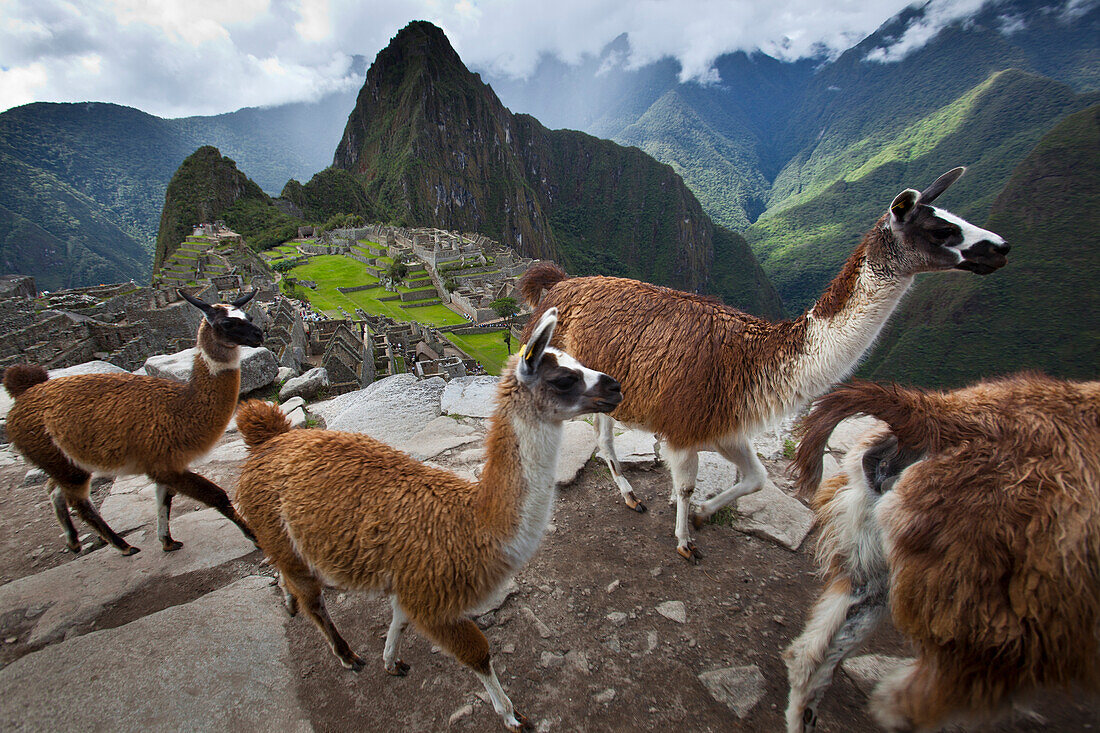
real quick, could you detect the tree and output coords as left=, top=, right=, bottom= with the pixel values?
left=490, top=296, right=519, bottom=323
left=384, top=259, right=408, bottom=289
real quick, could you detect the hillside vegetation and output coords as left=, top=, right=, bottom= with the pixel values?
left=859, top=103, right=1100, bottom=386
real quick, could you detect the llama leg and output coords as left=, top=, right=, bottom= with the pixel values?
left=383, top=596, right=411, bottom=676
left=282, top=569, right=364, bottom=671
left=784, top=579, right=887, bottom=733
left=154, top=482, right=183, bottom=552
left=152, top=470, right=257, bottom=544
left=422, top=618, right=529, bottom=732
left=71, top=493, right=139, bottom=555
left=594, top=413, right=645, bottom=512
left=666, top=446, right=702, bottom=562
left=693, top=435, right=767, bottom=528
left=48, top=480, right=81, bottom=553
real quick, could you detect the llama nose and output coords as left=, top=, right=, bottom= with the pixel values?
left=993, top=241, right=1010, bottom=255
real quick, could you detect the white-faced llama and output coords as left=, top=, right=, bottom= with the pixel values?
left=3, top=290, right=262, bottom=555
left=234, top=309, right=622, bottom=732
left=785, top=374, right=1100, bottom=732
left=519, top=167, right=1009, bottom=561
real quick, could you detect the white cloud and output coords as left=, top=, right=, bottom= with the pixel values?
left=0, top=0, right=1003, bottom=117
left=864, top=0, right=990, bottom=64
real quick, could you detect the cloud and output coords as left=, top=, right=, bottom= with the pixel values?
left=0, top=0, right=1001, bottom=118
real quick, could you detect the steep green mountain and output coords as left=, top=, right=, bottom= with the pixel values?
left=334, top=21, right=784, bottom=317
left=155, top=146, right=270, bottom=269
left=858, top=103, right=1100, bottom=387
left=0, top=82, right=360, bottom=287
left=746, top=69, right=1095, bottom=312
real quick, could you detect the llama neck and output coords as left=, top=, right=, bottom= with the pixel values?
left=478, top=390, right=563, bottom=571
left=188, top=321, right=241, bottom=417
left=791, top=232, right=912, bottom=402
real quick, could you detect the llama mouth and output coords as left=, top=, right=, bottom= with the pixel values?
left=955, top=256, right=1006, bottom=275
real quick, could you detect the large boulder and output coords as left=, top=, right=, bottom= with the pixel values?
left=311, top=374, right=446, bottom=445
left=143, top=347, right=278, bottom=395
left=278, top=366, right=329, bottom=401
left=440, top=375, right=500, bottom=418
left=49, top=360, right=129, bottom=379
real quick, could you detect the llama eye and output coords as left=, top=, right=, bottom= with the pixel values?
left=931, top=227, right=956, bottom=240
left=549, top=374, right=578, bottom=390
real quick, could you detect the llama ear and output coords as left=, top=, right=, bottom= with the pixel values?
left=889, top=189, right=920, bottom=225
left=918, top=167, right=965, bottom=205
left=178, top=289, right=215, bottom=320
left=520, top=308, right=558, bottom=378
left=231, top=290, right=256, bottom=308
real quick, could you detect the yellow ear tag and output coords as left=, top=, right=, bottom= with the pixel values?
left=518, top=344, right=528, bottom=361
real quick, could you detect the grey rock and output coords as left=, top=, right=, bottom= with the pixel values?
left=538, top=651, right=564, bottom=669
left=280, top=396, right=306, bottom=414
left=750, top=415, right=798, bottom=460
left=841, top=654, right=910, bottom=696
left=606, top=611, right=627, bottom=626
left=400, top=416, right=479, bottom=461
left=0, top=576, right=312, bottom=732
left=609, top=425, right=660, bottom=466
left=144, top=347, right=278, bottom=395
left=556, top=419, right=595, bottom=486
left=656, top=600, right=687, bottom=624
left=276, top=366, right=297, bottom=384
left=49, top=361, right=129, bottom=379
left=470, top=578, right=518, bottom=616
left=22, top=468, right=46, bottom=487
left=697, top=665, right=766, bottom=719
left=565, top=650, right=591, bottom=675
left=448, top=704, right=473, bottom=726
left=286, top=407, right=307, bottom=429
left=278, top=367, right=329, bottom=401
left=593, top=689, right=616, bottom=704
left=131, top=367, right=147, bottom=375
left=440, top=375, right=500, bottom=418
left=520, top=606, right=554, bottom=639
left=696, top=454, right=813, bottom=551
left=313, top=375, right=446, bottom=446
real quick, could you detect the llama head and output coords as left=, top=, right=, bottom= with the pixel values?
left=179, top=289, right=265, bottom=348
left=884, top=167, right=1009, bottom=276
left=516, top=307, right=622, bottom=421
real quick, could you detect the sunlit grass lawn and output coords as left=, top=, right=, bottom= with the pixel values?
left=447, top=331, right=513, bottom=375
left=287, top=254, right=512, bottom=374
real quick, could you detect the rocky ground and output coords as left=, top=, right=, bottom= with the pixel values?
left=0, top=375, right=1096, bottom=732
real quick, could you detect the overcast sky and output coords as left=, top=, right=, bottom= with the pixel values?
left=0, top=0, right=1005, bottom=118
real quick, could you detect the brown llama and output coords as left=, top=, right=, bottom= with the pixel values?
left=785, top=373, right=1100, bottom=732
left=519, top=167, right=1009, bottom=561
left=3, top=290, right=262, bottom=555
left=234, top=309, right=622, bottom=732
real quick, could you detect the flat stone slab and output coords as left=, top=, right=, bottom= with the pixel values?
left=400, top=416, right=480, bottom=461
left=49, top=360, right=129, bottom=378
left=841, top=654, right=911, bottom=696
left=144, top=346, right=278, bottom=395
left=0, top=576, right=312, bottom=732
left=698, top=664, right=766, bottom=719
left=0, top=509, right=257, bottom=644
left=608, top=425, right=659, bottom=466
left=440, top=375, right=500, bottom=418
left=556, top=420, right=595, bottom=486
left=696, top=454, right=813, bottom=550
left=313, top=374, right=446, bottom=445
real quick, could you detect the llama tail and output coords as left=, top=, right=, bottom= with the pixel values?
left=518, top=262, right=569, bottom=307
left=793, top=381, right=966, bottom=499
left=3, top=364, right=49, bottom=399
left=237, top=400, right=292, bottom=449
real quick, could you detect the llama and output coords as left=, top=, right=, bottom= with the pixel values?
left=519, top=167, right=1009, bottom=561
left=233, top=309, right=622, bottom=732
left=3, top=289, right=263, bottom=556
left=784, top=374, right=1100, bottom=732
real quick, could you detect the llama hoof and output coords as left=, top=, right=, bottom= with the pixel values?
left=385, top=659, right=410, bottom=676
left=65, top=540, right=82, bottom=554
left=119, top=545, right=141, bottom=556
left=505, top=712, right=533, bottom=732
left=676, top=543, right=702, bottom=564
left=160, top=538, right=183, bottom=552
left=341, top=653, right=366, bottom=672
left=624, top=492, right=647, bottom=513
